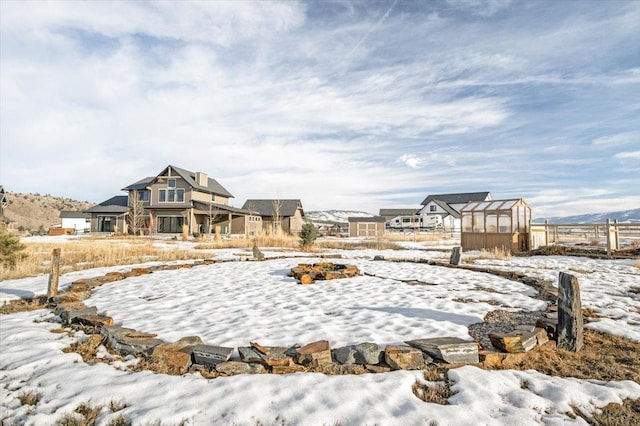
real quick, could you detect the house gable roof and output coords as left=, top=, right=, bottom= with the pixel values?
left=192, top=201, right=252, bottom=216
left=125, top=165, right=234, bottom=198
left=420, top=192, right=491, bottom=206
left=85, top=195, right=129, bottom=213
left=348, top=216, right=386, bottom=223
left=122, top=177, right=154, bottom=191
left=60, top=211, right=91, bottom=219
left=241, top=199, right=304, bottom=218
left=165, top=165, right=234, bottom=198
left=379, top=208, right=419, bottom=217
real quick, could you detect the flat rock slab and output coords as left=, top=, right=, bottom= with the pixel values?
left=152, top=337, right=204, bottom=374
left=296, top=340, right=332, bottom=367
left=101, top=326, right=164, bottom=356
left=238, top=346, right=294, bottom=366
left=215, top=361, right=267, bottom=375
left=72, top=313, right=114, bottom=328
left=488, top=332, right=537, bottom=353
left=60, top=306, right=98, bottom=324
left=333, top=346, right=358, bottom=364
left=406, top=337, right=479, bottom=364
left=384, top=345, right=424, bottom=370
left=191, top=345, right=234, bottom=368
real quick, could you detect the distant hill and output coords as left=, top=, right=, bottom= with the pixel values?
left=306, top=210, right=373, bottom=224
left=533, top=208, right=640, bottom=224
left=2, top=191, right=94, bottom=231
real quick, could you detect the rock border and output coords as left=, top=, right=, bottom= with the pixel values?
left=43, top=254, right=562, bottom=377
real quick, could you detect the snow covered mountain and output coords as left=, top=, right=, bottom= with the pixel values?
left=305, top=210, right=373, bottom=224
left=533, top=208, right=640, bottom=224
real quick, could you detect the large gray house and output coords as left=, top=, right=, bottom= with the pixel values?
left=86, top=165, right=261, bottom=236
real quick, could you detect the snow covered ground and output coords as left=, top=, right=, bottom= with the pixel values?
left=1, top=245, right=639, bottom=425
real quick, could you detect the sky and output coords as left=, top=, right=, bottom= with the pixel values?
left=1, top=0, right=639, bottom=217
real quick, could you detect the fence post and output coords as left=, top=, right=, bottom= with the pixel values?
left=544, top=219, right=549, bottom=246
left=606, top=219, right=612, bottom=256
left=614, top=220, right=620, bottom=251
left=47, top=248, right=61, bottom=300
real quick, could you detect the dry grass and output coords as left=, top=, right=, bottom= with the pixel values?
left=412, top=366, right=453, bottom=405
left=577, top=398, right=640, bottom=426
left=496, top=330, right=640, bottom=383
left=385, top=232, right=451, bottom=242
left=195, top=234, right=300, bottom=250
left=316, top=239, right=403, bottom=251
left=18, top=391, right=41, bottom=406
left=0, top=296, right=47, bottom=314
left=0, top=237, right=209, bottom=281
left=55, top=401, right=132, bottom=426
left=632, top=260, right=640, bottom=269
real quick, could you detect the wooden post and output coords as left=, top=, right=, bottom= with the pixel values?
left=606, top=219, right=612, bottom=256
left=614, top=220, right=620, bottom=251
left=47, top=248, right=61, bottom=299
left=544, top=220, right=549, bottom=246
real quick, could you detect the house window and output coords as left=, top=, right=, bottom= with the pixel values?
left=430, top=205, right=436, bottom=212
left=168, top=189, right=175, bottom=202
left=157, top=216, right=184, bottom=233
left=177, top=189, right=185, bottom=202
left=159, top=189, right=166, bottom=202
left=168, top=179, right=176, bottom=188
left=138, top=190, right=149, bottom=201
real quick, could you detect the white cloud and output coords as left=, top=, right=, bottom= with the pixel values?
left=592, top=132, right=640, bottom=147
left=397, top=154, right=423, bottom=169
left=614, top=151, right=640, bottom=160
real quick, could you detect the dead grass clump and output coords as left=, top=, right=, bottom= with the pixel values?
left=0, top=296, right=48, bottom=314
left=412, top=366, right=454, bottom=405
left=106, top=414, right=132, bottom=426
left=62, top=335, right=107, bottom=363
left=632, top=260, right=640, bottom=269
left=583, top=398, right=640, bottom=426
left=18, top=391, right=41, bottom=406
left=500, top=330, right=640, bottom=383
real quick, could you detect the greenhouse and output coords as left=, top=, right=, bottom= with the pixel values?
left=460, top=198, right=531, bottom=252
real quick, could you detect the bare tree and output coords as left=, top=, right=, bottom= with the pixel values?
left=272, top=198, right=283, bottom=236
left=207, top=203, right=221, bottom=238
left=128, top=191, right=146, bottom=236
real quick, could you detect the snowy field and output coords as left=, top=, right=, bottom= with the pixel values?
left=1, top=244, right=639, bottom=425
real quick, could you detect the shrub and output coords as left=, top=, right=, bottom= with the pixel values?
left=0, top=230, right=27, bottom=268
left=299, top=222, right=318, bottom=249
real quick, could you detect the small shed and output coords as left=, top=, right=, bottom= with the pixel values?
left=348, top=216, right=386, bottom=237
left=460, top=198, right=531, bottom=252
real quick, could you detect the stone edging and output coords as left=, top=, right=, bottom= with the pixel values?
left=47, top=255, right=559, bottom=377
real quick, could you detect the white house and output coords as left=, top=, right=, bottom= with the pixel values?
left=60, top=211, right=92, bottom=233
left=417, top=192, right=492, bottom=232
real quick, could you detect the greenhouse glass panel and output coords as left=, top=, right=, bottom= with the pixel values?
left=513, top=208, right=519, bottom=232
left=486, top=213, right=498, bottom=232
left=519, top=206, right=526, bottom=233
left=473, top=212, right=485, bottom=232
left=462, top=213, right=473, bottom=232
left=499, top=214, right=512, bottom=233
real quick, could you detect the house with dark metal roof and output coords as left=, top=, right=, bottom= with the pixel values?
left=86, top=165, right=260, bottom=236
left=416, top=192, right=492, bottom=232
left=241, top=199, right=305, bottom=235
left=378, top=208, right=420, bottom=222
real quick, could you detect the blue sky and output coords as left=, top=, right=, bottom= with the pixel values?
left=1, top=0, right=638, bottom=217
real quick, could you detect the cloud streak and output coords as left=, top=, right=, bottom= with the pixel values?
left=1, top=0, right=638, bottom=216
